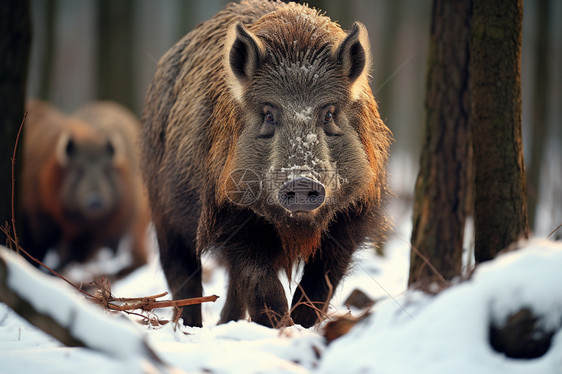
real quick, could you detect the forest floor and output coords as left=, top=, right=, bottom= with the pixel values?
left=1, top=161, right=561, bottom=373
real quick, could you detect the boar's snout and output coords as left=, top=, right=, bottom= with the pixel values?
left=83, top=192, right=110, bottom=220
left=278, top=177, right=326, bottom=212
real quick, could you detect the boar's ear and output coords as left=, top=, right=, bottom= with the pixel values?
left=333, top=22, right=371, bottom=101
left=225, top=22, right=265, bottom=102
left=55, top=131, right=73, bottom=166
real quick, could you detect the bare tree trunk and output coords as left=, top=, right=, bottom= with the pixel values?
left=38, top=0, right=56, bottom=101
left=470, top=0, right=529, bottom=262
left=527, top=0, right=550, bottom=232
left=377, top=0, right=401, bottom=124
left=409, top=0, right=472, bottom=288
left=0, top=0, right=31, bottom=245
left=97, top=0, right=135, bottom=111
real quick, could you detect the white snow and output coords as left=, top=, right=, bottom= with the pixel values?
left=2, top=227, right=562, bottom=373
left=320, top=239, right=562, bottom=374
left=0, top=246, right=174, bottom=373
left=294, top=107, right=313, bottom=122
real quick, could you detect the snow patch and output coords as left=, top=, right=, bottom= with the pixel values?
left=3, top=227, right=562, bottom=373
left=320, top=239, right=562, bottom=374
left=294, top=107, right=313, bottom=122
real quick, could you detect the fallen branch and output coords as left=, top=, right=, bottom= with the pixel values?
left=1, top=226, right=218, bottom=324
left=0, top=246, right=181, bottom=373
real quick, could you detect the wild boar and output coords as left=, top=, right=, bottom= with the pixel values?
left=21, top=100, right=149, bottom=276
left=141, top=0, right=391, bottom=327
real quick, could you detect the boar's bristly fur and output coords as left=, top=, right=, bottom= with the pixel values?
left=141, top=0, right=392, bottom=328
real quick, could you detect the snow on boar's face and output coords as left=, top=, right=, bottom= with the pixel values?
left=55, top=122, right=124, bottom=225
left=221, top=8, right=390, bottom=250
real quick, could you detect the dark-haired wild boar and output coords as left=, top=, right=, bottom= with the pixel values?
left=22, top=100, right=149, bottom=276
left=141, top=0, right=391, bottom=328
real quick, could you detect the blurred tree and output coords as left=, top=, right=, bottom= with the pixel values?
left=38, top=0, right=56, bottom=101
left=470, top=0, right=529, bottom=261
left=527, top=0, right=550, bottom=232
left=409, top=0, right=472, bottom=288
left=377, top=0, right=401, bottom=124
left=0, top=0, right=31, bottom=246
left=97, top=0, right=134, bottom=111
left=175, top=0, right=196, bottom=41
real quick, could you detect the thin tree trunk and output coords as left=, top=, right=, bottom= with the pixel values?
left=527, top=0, right=550, bottom=232
left=0, top=0, right=31, bottom=245
left=470, top=0, right=529, bottom=262
left=409, top=0, right=472, bottom=288
left=38, top=0, right=56, bottom=101
left=377, top=0, right=401, bottom=124
left=97, top=0, right=135, bottom=111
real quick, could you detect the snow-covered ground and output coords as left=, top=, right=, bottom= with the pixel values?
left=1, top=159, right=561, bottom=373
left=2, top=231, right=562, bottom=373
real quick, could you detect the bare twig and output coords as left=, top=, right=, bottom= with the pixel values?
left=547, top=224, right=562, bottom=239
left=10, top=112, right=26, bottom=253
left=406, top=239, right=449, bottom=290
left=1, top=227, right=96, bottom=300
left=2, top=226, right=220, bottom=318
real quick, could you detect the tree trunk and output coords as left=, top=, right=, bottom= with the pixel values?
left=377, top=0, right=401, bottom=125
left=408, top=0, right=472, bottom=288
left=38, top=0, right=56, bottom=101
left=97, top=0, right=135, bottom=111
left=0, top=0, right=31, bottom=246
left=470, top=0, right=529, bottom=262
left=527, top=0, right=550, bottom=232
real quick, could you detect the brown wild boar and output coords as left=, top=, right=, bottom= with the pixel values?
left=22, top=100, right=149, bottom=276
left=141, top=0, right=391, bottom=327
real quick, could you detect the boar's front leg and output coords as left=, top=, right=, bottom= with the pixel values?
left=291, top=233, right=355, bottom=328
left=218, top=222, right=288, bottom=327
left=157, top=225, right=203, bottom=327
left=221, top=263, right=288, bottom=327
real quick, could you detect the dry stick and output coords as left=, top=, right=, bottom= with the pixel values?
left=293, top=283, right=328, bottom=322
left=139, top=295, right=219, bottom=311
left=547, top=224, right=562, bottom=239
left=322, top=273, right=334, bottom=316
left=10, top=112, right=26, bottom=253
left=3, top=230, right=219, bottom=315
left=112, top=291, right=169, bottom=302
left=405, top=239, right=449, bottom=287
left=1, top=229, right=97, bottom=301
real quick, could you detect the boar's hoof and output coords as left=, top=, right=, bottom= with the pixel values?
left=278, top=177, right=326, bottom=212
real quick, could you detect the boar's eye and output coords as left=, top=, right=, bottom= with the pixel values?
left=259, top=105, right=277, bottom=138
left=265, top=111, right=275, bottom=124
left=322, top=105, right=342, bottom=136
left=322, top=105, right=336, bottom=124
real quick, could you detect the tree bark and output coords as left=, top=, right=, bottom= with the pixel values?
left=408, top=0, right=472, bottom=288
left=97, top=0, right=135, bottom=111
left=527, top=0, right=550, bottom=232
left=470, top=0, right=529, bottom=262
left=38, top=0, right=56, bottom=101
left=0, top=0, right=31, bottom=245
